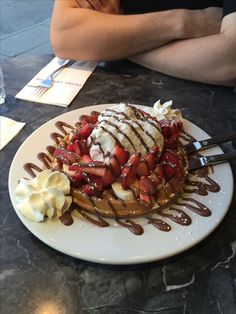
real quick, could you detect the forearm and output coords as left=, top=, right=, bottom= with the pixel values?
left=51, top=4, right=186, bottom=60
left=130, top=13, right=236, bottom=86
left=51, top=1, right=218, bottom=61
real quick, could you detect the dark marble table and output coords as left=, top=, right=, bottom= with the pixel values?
left=1, top=55, right=236, bottom=314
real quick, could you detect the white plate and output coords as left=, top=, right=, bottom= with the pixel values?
left=8, top=104, right=234, bottom=264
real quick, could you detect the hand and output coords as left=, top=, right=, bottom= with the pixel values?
left=75, top=0, right=120, bottom=14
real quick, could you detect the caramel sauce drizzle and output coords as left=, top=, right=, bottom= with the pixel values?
left=22, top=114, right=221, bottom=236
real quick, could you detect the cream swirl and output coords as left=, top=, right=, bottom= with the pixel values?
left=15, top=170, right=72, bottom=222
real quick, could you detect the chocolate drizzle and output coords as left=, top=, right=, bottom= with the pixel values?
left=21, top=113, right=222, bottom=236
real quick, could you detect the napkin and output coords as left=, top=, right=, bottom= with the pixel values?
left=0, top=116, right=25, bottom=150
left=15, top=57, right=97, bottom=107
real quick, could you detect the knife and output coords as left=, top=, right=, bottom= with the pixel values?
left=185, top=132, right=236, bottom=154
left=188, top=151, right=236, bottom=171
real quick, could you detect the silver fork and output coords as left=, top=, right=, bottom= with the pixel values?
left=188, top=151, right=236, bottom=171
left=30, top=59, right=76, bottom=97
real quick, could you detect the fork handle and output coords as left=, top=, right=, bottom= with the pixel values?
left=50, top=60, right=76, bottom=78
left=204, top=151, right=236, bottom=165
left=185, top=131, right=236, bottom=153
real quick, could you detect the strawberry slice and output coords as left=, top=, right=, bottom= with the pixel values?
left=145, top=146, right=159, bottom=170
left=53, top=147, right=79, bottom=164
left=79, top=114, right=98, bottom=125
left=67, top=139, right=89, bottom=156
left=140, top=176, right=156, bottom=195
left=102, top=167, right=116, bottom=186
left=159, top=119, right=183, bottom=138
left=112, top=145, right=129, bottom=165
left=69, top=162, right=106, bottom=177
left=110, top=155, right=121, bottom=176
left=82, top=175, right=103, bottom=196
left=120, top=153, right=141, bottom=189
left=139, top=178, right=152, bottom=204
left=150, top=165, right=165, bottom=186
left=161, top=150, right=179, bottom=180
left=79, top=123, right=94, bottom=140
left=163, top=164, right=178, bottom=180
left=136, top=160, right=150, bottom=177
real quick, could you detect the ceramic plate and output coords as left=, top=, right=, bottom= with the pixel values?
left=8, top=104, right=234, bottom=264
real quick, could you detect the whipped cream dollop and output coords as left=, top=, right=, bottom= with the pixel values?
left=15, top=170, right=72, bottom=222
left=143, top=100, right=183, bottom=121
left=88, top=103, right=164, bottom=162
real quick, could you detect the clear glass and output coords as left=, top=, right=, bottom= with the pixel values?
left=0, top=66, right=6, bottom=105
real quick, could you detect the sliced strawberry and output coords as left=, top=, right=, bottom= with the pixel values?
left=102, top=167, right=116, bottom=186
left=165, top=132, right=179, bottom=148
left=79, top=114, right=98, bottom=125
left=82, top=154, right=93, bottom=163
left=163, top=164, right=178, bottom=180
left=79, top=123, right=94, bottom=140
left=82, top=174, right=103, bottom=196
left=67, top=140, right=82, bottom=156
left=140, top=176, right=156, bottom=195
left=139, top=192, right=151, bottom=204
left=69, top=162, right=106, bottom=177
left=110, top=156, right=121, bottom=176
left=53, top=147, right=79, bottom=164
left=112, top=145, right=129, bottom=165
left=159, top=119, right=183, bottom=139
left=145, top=146, right=160, bottom=170
left=67, top=139, right=89, bottom=156
left=150, top=165, right=165, bottom=186
left=139, top=178, right=152, bottom=204
left=161, top=149, right=179, bottom=165
left=136, top=160, right=150, bottom=177
left=120, top=153, right=141, bottom=189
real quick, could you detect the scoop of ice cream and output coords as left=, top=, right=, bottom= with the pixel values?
left=88, top=103, right=164, bottom=162
left=15, top=170, right=72, bottom=222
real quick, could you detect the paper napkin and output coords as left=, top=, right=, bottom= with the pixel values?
left=15, top=57, right=97, bottom=107
left=0, top=116, right=25, bottom=150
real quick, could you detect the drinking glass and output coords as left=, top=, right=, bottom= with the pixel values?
left=0, top=66, right=6, bottom=105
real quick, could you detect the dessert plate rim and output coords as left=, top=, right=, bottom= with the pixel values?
left=8, top=104, right=234, bottom=265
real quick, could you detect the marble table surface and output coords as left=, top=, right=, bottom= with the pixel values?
left=0, top=55, right=236, bottom=314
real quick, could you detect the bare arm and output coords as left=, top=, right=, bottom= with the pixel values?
left=130, top=12, right=236, bottom=86
left=50, top=0, right=221, bottom=61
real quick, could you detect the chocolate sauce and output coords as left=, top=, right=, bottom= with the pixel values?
left=77, top=208, right=109, bottom=227
left=60, top=210, right=74, bottom=226
left=148, top=217, right=171, bottom=232
left=22, top=108, right=222, bottom=236
left=159, top=208, right=192, bottom=226
left=116, top=219, right=144, bottom=235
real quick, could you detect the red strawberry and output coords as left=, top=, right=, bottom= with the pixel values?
left=139, top=178, right=152, bottom=204
left=140, top=176, right=156, bottom=195
left=150, top=165, right=165, bottom=186
left=79, top=114, right=98, bottom=125
left=163, top=164, right=178, bottom=180
left=145, top=146, right=159, bottom=170
left=102, top=168, right=116, bottom=186
left=159, top=119, right=183, bottom=139
left=79, top=124, right=94, bottom=139
left=53, top=147, right=79, bottom=164
left=112, top=145, right=129, bottom=165
left=136, top=160, right=150, bottom=177
left=67, top=139, right=89, bottom=156
left=82, top=178, right=103, bottom=196
left=69, top=162, right=106, bottom=177
left=120, top=153, right=141, bottom=189
left=109, top=155, right=121, bottom=176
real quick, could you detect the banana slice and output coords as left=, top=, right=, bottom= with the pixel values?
left=111, top=182, right=135, bottom=201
